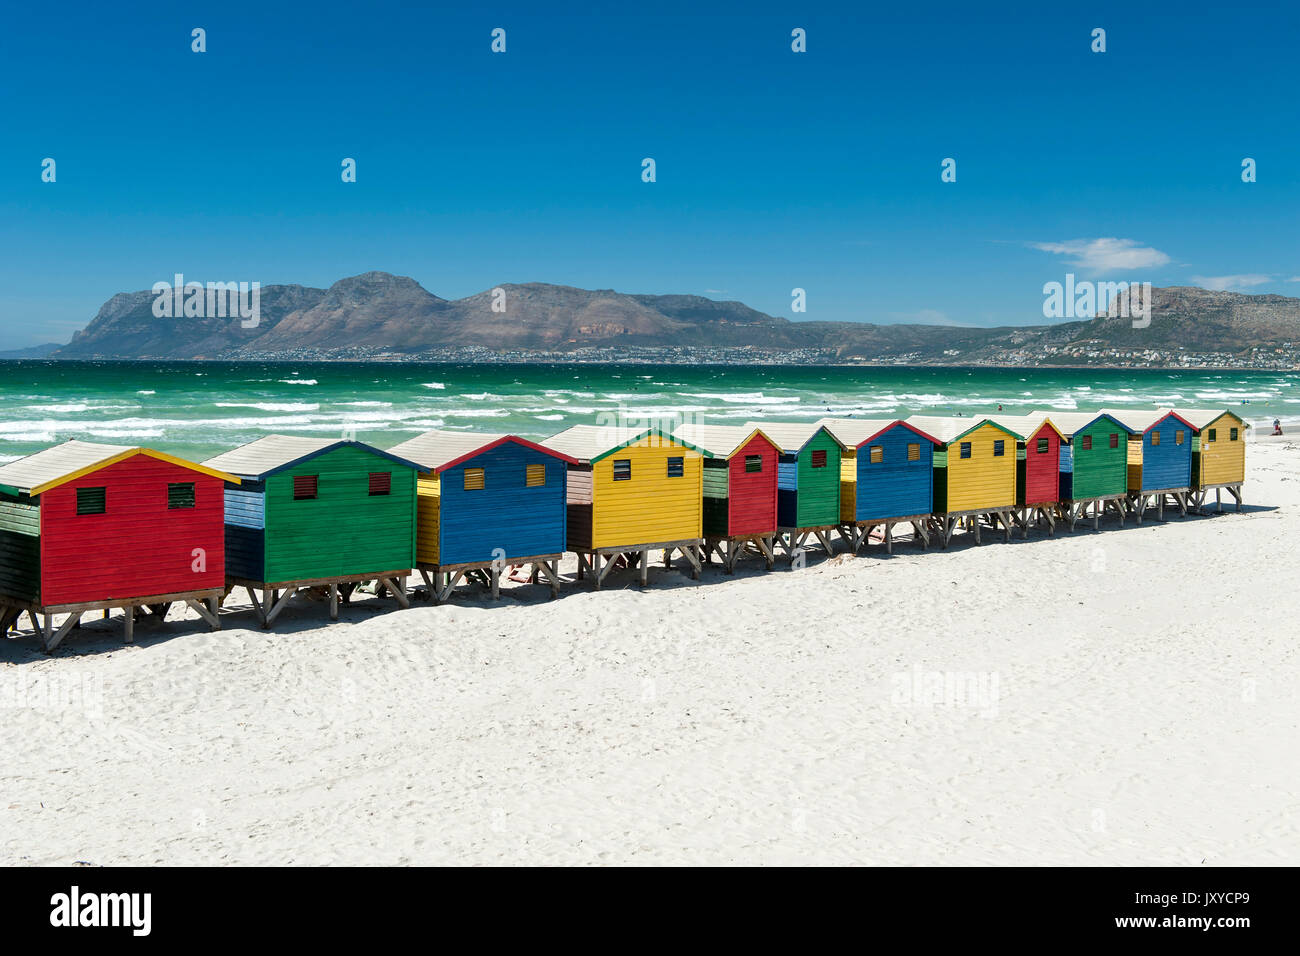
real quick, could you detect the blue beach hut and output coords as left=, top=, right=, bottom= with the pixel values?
left=1100, top=408, right=1195, bottom=522
left=817, top=418, right=943, bottom=552
left=387, top=430, right=578, bottom=602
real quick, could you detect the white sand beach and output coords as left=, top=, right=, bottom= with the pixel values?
left=2, top=437, right=1296, bottom=866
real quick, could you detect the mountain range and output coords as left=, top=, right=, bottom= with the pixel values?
left=45, top=272, right=1300, bottom=367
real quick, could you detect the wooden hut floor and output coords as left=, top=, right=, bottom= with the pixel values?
left=1127, top=489, right=1191, bottom=524
left=573, top=540, right=703, bottom=589
left=702, top=534, right=776, bottom=573
left=1012, top=504, right=1060, bottom=538
left=416, top=554, right=563, bottom=603
left=1191, top=483, right=1243, bottom=513
left=227, top=572, right=412, bottom=628
left=774, top=525, right=841, bottom=561
left=837, top=515, right=931, bottom=554
left=929, top=508, right=1017, bottom=546
left=1058, top=494, right=1130, bottom=531
left=2, top=587, right=224, bottom=652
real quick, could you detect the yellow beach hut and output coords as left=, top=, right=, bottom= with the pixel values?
left=903, top=415, right=1023, bottom=545
left=541, top=424, right=705, bottom=588
left=1178, top=408, right=1248, bottom=512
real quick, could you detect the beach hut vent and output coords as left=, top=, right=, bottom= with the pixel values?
left=76, top=487, right=106, bottom=515
left=368, top=472, right=392, bottom=496
left=667, top=456, right=685, bottom=477
left=811, top=450, right=828, bottom=468
left=745, top=455, right=763, bottom=473
left=960, top=442, right=972, bottom=459
left=526, top=463, right=546, bottom=486
left=293, top=475, right=318, bottom=499
left=994, top=440, right=1006, bottom=456
left=167, top=482, right=196, bottom=509
left=908, top=443, right=920, bottom=461
left=464, top=468, right=485, bottom=490
left=869, top=446, right=883, bottom=463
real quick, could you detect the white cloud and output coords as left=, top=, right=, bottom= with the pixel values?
left=1286, top=276, right=1300, bottom=283
left=1189, top=274, right=1273, bottom=291
left=1029, top=237, right=1171, bottom=272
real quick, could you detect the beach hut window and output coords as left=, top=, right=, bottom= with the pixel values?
left=464, top=468, right=485, bottom=490
left=908, top=443, right=920, bottom=461
left=1081, top=435, right=1092, bottom=450
left=869, top=446, right=883, bottom=464
left=613, top=459, right=631, bottom=481
left=76, top=487, right=106, bottom=515
left=1230, top=427, right=1239, bottom=441
left=667, top=457, right=684, bottom=477
left=1150, top=432, right=1160, bottom=447
left=811, top=450, right=828, bottom=468
left=1109, top=433, right=1118, bottom=448
left=993, top=440, right=1005, bottom=457
left=960, top=442, right=972, bottom=459
left=368, top=472, right=391, bottom=496
left=293, top=475, right=318, bottom=500
left=745, top=455, right=763, bottom=473
left=167, top=482, right=196, bottom=510
left=1175, top=430, right=1185, bottom=445
left=1036, top=438, right=1049, bottom=454
left=526, top=463, right=546, bottom=487
left=1207, top=428, right=1217, bottom=443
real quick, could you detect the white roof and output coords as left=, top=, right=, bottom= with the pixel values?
left=741, top=420, right=845, bottom=453
left=672, top=423, right=767, bottom=458
left=814, top=417, right=898, bottom=448
left=0, top=439, right=132, bottom=493
left=1175, top=408, right=1248, bottom=430
left=387, top=430, right=509, bottom=470
left=902, top=415, right=1018, bottom=444
left=987, top=412, right=1065, bottom=440
left=201, top=435, right=341, bottom=477
left=541, top=424, right=670, bottom=462
left=1098, top=407, right=1181, bottom=432
left=1028, top=410, right=1131, bottom=437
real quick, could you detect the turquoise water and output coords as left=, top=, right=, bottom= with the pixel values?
left=1, top=360, right=1295, bottom=464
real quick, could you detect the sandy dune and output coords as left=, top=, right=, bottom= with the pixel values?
left=2, top=438, right=1296, bottom=865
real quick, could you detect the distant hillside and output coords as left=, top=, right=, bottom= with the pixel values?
left=50, top=274, right=1300, bottom=368
left=0, top=342, right=62, bottom=359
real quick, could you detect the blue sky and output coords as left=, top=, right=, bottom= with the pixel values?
left=1, top=0, right=1297, bottom=348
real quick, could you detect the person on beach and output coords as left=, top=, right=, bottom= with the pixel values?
left=1274, top=418, right=1283, bottom=436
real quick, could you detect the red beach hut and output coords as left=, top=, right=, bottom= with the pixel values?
left=0, top=440, right=238, bottom=651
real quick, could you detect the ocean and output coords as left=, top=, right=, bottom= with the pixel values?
left=1, top=360, right=1295, bottom=464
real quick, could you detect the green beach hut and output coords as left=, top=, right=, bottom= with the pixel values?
left=742, top=421, right=847, bottom=560
left=1030, top=410, right=1135, bottom=530
left=202, top=435, right=421, bottom=627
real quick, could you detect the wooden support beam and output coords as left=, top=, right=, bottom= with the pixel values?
left=43, top=612, right=82, bottom=653
left=534, top=559, right=561, bottom=598
left=329, top=583, right=339, bottom=620
left=380, top=576, right=410, bottom=609
left=123, top=606, right=134, bottom=644
left=184, top=597, right=221, bottom=629
left=596, top=552, right=617, bottom=588
left=264, top=587, right=298, bottom=627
